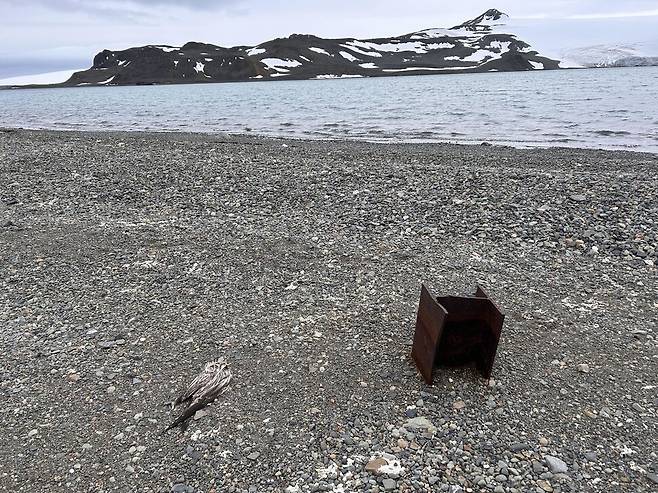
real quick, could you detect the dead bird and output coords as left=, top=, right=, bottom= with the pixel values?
left=165, top=358, right=232, bottom=432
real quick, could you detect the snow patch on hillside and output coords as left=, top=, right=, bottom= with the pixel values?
left=339, top=51, right=359, bottom=62
left=309, top=47, right=331, bottom=56
left=314, top=74, right=364, bottom=79
left=261, top=58, right=303, bottom=72
left=247, top=48, right=266, bottom=56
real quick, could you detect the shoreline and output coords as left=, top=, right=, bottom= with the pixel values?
left=2, top=126, right=657, bottom=157
left=0, top=65, right=591, bottom=91
left=1, top=129, right=657, bottom=492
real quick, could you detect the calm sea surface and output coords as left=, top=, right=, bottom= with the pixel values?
left=2, top=67, right=658, bottom=152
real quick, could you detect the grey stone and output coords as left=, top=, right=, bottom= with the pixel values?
left=544, top=455, right=568, bottom=474
left=583, top=452, right=597, bottom=462
left=382, top=478, right=396, bottom=491
left=510, top=443, right=530, bottom=452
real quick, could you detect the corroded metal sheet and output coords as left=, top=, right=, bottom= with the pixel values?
left=411, top=284, right=448, bottom=384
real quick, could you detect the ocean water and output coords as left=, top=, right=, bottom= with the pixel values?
left=1, top=67, right=658, bottom=152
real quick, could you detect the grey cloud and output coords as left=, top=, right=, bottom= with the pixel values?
left=3, top=0, right=241, bottom=15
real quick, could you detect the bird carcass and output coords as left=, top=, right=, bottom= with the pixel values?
left=166, top=358, right=232, bottom=432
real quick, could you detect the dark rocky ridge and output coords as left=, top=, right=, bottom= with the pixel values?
left=58, top=9, right=559, bottom=87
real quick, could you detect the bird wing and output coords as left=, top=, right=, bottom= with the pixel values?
left=166, top=368, right=232, bottom=432
left=173, top=369, right=210, bottom=407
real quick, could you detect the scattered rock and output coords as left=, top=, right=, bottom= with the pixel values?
left=403, top=417, right=437, bottom=434
left=365, top=457, right=387, bottom=474
left=583, top=451, right=597, bottom=462
left=544, top=455, right=568, bottom=474
left=510, top=443, right=530, bottom=452
left=452, top=399, right=466, bottom=410
left=537, top=479, right=553, bottom=492
left=382, top=478, right=396, bottom=491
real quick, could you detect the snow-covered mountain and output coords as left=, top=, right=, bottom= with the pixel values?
left=560, top=43, right=658, bottom=68
left=9, top=9, right=558, bottom=88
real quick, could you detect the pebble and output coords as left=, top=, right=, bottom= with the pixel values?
left=510, top=443, right=530, bottom=452
left=247, top=452, right=260, bottom=461
left=537, top=479, right=553, bottom=492
left=583, top=452, right=597, bottom=462
left=171, top=485, right=190, bottom=493
left=577, top=364, right=590, bottom=373
left=544, top=455, right=568, bottom=474
left=382, top=478, right=396, bottom=491
left=365, top=457, right=387, bottom=474
left=403, top=417, right=437, bottom=434
left=405, top=407, right=417, bottom=418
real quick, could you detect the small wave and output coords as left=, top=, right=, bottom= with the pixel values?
left=551, top=138, right=575, bottom=143
left=591, top=130, right=631, bottom=136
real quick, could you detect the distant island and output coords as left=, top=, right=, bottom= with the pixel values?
left=10, top=9, right=562, bottom=88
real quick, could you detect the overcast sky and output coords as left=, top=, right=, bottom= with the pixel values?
left=2, top=0, right=658, bottom=77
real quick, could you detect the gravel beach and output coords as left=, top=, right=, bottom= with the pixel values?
left=1, top=129, right=656, bottom=493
